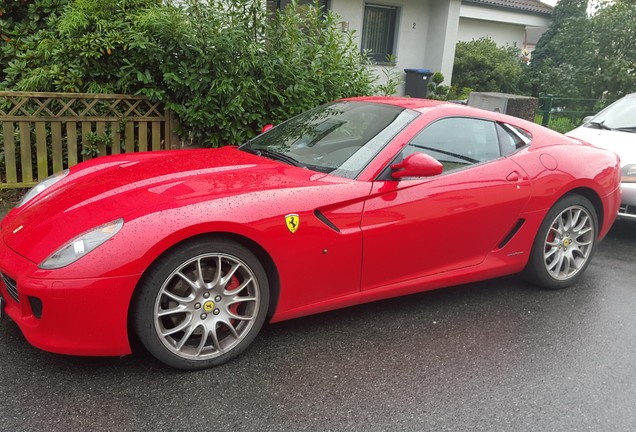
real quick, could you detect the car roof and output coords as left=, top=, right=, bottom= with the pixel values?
left=342, top=95, right=577, bottom=148
left=342, top=96, right=448, bottom=110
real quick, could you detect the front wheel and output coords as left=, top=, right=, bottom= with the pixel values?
left=133, top=238, right=269, bottom=370
left=524, top=194, right=598, bottom=290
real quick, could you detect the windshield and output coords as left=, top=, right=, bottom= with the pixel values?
left=240, top=101, right=419, bottom=179
left=586, top=94, right=636, bottom=131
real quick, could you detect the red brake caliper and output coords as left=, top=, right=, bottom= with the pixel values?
left=546, top=230, right=556, bottom=253
left=226, top=275, right=241, bottom=327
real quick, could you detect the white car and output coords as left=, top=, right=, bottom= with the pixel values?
left=567, top=93, right=636, bottom=220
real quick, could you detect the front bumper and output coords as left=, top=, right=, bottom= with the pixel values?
left=0, top=240, right=138, bottom=356
left=618, top=182, right=636, bottom=220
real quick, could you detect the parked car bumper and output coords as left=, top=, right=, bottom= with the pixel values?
left=618, top=182, right=636, bottom=220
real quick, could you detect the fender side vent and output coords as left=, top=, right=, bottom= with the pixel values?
left=498, top=219, right=525, bottom=249
left=1, top=273, right=19, bottom=303
left=314, top=210, right=340, bottom=233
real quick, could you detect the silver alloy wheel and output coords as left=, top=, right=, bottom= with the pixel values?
left=153, top=253, right=260, bottom=360
left=543, top=204, right=595, bottom=281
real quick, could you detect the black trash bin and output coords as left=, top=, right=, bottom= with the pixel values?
left=404, top=68, right=433, bottom=98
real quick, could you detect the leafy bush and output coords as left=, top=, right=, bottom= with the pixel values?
left=0, top=0, right=69, bottom=84
left=2, top=0, right=161, bottom=93
left=427, top=72, right=472, bottom=101
left=373, top=55, right=403, bottom=96
left=2, top=0, right=376, bottom=147
left=534, top=114, right=578, bottom=134
left=134, top=0, right=375, bottom=146
left=452, top=38, right=527, bottom=95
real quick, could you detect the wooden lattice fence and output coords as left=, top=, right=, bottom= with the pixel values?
left=0, top=91, right=179, bottom=188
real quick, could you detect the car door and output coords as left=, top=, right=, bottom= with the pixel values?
left=360, top=117, right=531, bottom=291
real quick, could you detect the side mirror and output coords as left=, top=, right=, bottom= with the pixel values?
left=582, top=116, right=593, bottom=124
left=261, top=124, right=273, bottom=134
left=391, top=153, right=443, bottom=179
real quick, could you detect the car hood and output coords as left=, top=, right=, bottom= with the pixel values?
left=1, top=147, right=339, bottom=263
left=567, top=126, right=636, bottom=167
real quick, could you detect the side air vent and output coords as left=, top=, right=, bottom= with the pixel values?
left=498, top=219, right=525, bottom=249
left=314, top=210, right=340, bottom=233
left=28, top=296, right=43, bottom=319
left=1, top=273, right=19, bottom=303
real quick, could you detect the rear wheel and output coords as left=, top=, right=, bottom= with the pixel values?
left=525, top=194, right=598, bottom=289
left=133, top=239, right=269, bottom=370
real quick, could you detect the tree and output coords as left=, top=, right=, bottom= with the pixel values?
left=529, top=0, right=588, bottom=70
left=590, top=0, right=636, bottom=97
left=527, top=0, right=636, bottom=99
left=451, top=37, right=526, bottom=95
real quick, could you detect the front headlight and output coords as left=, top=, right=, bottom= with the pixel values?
left=622, top=164, right=636, bottom=183
left=39, top=219, right=124, bottom=269
left=17, top=169, right=69, bottom=208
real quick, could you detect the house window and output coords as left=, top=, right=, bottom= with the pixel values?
left=362, top=4, right=398, bottom=63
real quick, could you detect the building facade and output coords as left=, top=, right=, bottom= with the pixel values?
left=268, top=0, right=552, bottom=94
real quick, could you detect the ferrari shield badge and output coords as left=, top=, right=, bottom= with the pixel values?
left=285, top=214, right=299, bottom=233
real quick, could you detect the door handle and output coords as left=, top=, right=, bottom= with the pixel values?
left=506, top=171, right=520, bottom=182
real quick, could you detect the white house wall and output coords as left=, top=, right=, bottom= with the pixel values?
left=459, top=4, right=551, bottom=28
left=458, top=4, right=550, bottom=49
left=332, top=0, right=461, bottom=94
left=425, top=0, right=461, bottom=84
left=457, top=17, right=525, bottom=48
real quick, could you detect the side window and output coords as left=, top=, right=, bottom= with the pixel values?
left=403, top=117, right=501, bottom=173
left=497, top=123, right=531, bottom=156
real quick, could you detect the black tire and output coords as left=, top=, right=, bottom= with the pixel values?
left=524, top=194, right=598, bottom=290
left=133, top=238, right=269, bottom=370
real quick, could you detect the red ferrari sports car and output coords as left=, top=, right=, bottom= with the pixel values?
left=0, top=97, right=621, bottom=369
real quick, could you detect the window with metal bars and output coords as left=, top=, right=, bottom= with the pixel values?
left=361, top=4, right=398, bottom=63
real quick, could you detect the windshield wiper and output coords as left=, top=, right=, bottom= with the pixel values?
left=613, top=126, right=636, bottom=133
left=411, top=144, right=480, bottom=164
left=247, top=147, right=302, bottom=167
left=587, top=120, right=612, bottom=130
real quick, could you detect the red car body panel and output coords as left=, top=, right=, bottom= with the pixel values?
left=0, top=97, right=621, bottom=356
